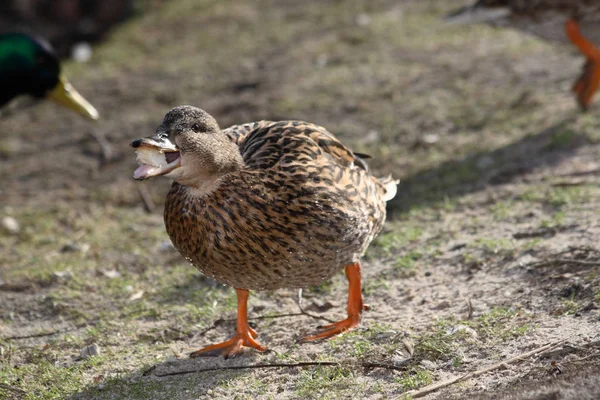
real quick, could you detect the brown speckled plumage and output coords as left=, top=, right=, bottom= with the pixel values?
left=164, top=116, right=393, bottom=291
left=131, top=105, right=397, bottom=356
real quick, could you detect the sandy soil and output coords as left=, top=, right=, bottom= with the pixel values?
left=1, top=0, right=599, bottom=399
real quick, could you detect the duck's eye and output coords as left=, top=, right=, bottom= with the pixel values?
left=191, top=123, right=202, bottom=133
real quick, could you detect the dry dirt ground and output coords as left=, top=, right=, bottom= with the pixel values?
left=1, top=0, right=600, bottom=399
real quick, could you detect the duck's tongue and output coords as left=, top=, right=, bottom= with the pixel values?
left=133, top=164, right=158, bottom=180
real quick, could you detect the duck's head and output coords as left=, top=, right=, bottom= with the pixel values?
left=131, top=105, right=243, bottom=188
left=0, top=33, right=99, bottom=120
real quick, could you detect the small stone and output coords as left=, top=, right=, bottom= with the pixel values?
left=80, top=343, right=101, bottom=359
left=53, top=271, right=73, bottom=280
left=374, top=330, right=398, bottom=341
left=422, top=133, right=439, bottom=145
left=128, top=290, right=144, bottom=301
left=60, top=243, right=90, bottom=253
left=356, top=13, right=371, bottom=26
left=71, top=42, right=93, bottom=63
left=447, top=324, right=478, bottom=339
left=2, top=216, right=20, bottom=234
left=433, top=300, right=451, bottom=310
left=420, top=359, right=436, bottom=369
left=101, top=270, right=121, bottom=279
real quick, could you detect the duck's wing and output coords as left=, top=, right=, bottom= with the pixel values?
left=224, top=121, right=275, bottom=145
left=225, top=120, right=367, bottom=171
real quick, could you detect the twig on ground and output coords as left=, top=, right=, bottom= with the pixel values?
left=527, top=258, right=600, bottom=268
left=153, top=360, right=406, bottom=377
left=1, top=321, right=96, bottom=340
left=401, top=339, right=567, bottom=399
left=466, top=298, right=473, bottom=320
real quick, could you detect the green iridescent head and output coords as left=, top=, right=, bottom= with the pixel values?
left=0, top=33, right=99, bottom=120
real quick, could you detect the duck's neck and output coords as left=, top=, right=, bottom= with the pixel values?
left=175, top=143, right=244, bottom=197
left=180, top=175, right=225, bottom=198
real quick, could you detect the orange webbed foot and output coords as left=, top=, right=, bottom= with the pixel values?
left=300, top=262, right=365, bottom=343
left=190, top=331, right=266, bottom=358
left=566, top=19, right=600, bottom=110
left=190, top=288, right=266, bottom=358
left=301, top=315, right=360, bottom=342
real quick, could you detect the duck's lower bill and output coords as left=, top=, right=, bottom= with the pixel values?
left=131, top=143, right=181, bottom=180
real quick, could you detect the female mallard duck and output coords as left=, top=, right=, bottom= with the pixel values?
left=131, top=105, right=397, bottom=358
left=0, top=33, right=98, bottom=119
left=447, top=1, right=600, bottom=110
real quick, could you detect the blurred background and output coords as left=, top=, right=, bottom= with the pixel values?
left=0, top=0, right=138, bottom=57
left=1, top=1, right=600, bottom=399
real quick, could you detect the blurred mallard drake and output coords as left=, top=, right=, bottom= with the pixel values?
left=131, top=105, right=398, bottom=357
left=0, top=33, right=98, bottom=119
left=447, top=1, right=600, bottom=110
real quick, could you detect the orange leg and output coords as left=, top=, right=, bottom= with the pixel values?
left=565, top=19, right=600, bottom=111
left=190, top=288, right=266, bottom=358
left=301, top=262, right=364, bottom=342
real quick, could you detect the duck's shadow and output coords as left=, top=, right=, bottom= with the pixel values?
left=68, top=343, right=404, bottom=399
left=69, top=353, right=258, bottom=399
left=387, top=114, right=592, bottom=215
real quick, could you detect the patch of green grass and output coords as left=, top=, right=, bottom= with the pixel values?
left=395, top=367, right=433, bottom=390
left=0, top=351, right=105, bottom=400
left=295, top=365, right=356, bottom=399
left=545, top=129, right=577, bottom=150
left=363, top=274, right=391, bottom=295
left=557, top=299, right=580, bottom=316
left=327, top=323, right=397, bottom=358
left=539, top=210, right=565, bottom=229
left=473, top=238, right=515, bottom=255
left=416, top=319, right=466, bottom=362
left=393, top=251, right=423, bottom=277
left=370, top=224, right=424, bottom=256
left=490, top=200, right=515, bottom=221
left=520, top=185, right=595, bottom=209
left=466, top=307, right=531, bottom=341
left=86, top=377, right=166, bottom=400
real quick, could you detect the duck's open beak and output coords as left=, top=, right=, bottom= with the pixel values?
left=46, top=75, right=99, bottom=120
left=130, top=135, right=181, bottom=180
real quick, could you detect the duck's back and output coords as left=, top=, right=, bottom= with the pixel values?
left=165, top=121, right=395, bottom=290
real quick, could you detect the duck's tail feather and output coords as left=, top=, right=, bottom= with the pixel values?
left=379, top=175, right=399, bottom=202
left=445, top=3, right=510, bottom=25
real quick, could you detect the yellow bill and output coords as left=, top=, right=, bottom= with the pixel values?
left=46, top=75, right=99, bottom=120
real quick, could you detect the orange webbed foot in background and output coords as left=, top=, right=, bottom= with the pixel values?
left=566, top=19, right=600, bottom=111
left=301, top=262, right=364, bottom=342
left=190, top=289, right=266, bottom=358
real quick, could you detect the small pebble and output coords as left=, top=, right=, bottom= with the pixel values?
left=101, top=269, right=121, bottom=279
left=71, top=42, right=93, bottom=63
left=80, top=343, right=101, bottom=359
left=433, top=300, right=451, bottom=310
left=447, top=324, right=478, bottom=339
left=60, top=243, right=90, bottom=253
left=53, top=271, right=73, bottom=280
left=2, top=216, right=20, bottom=234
